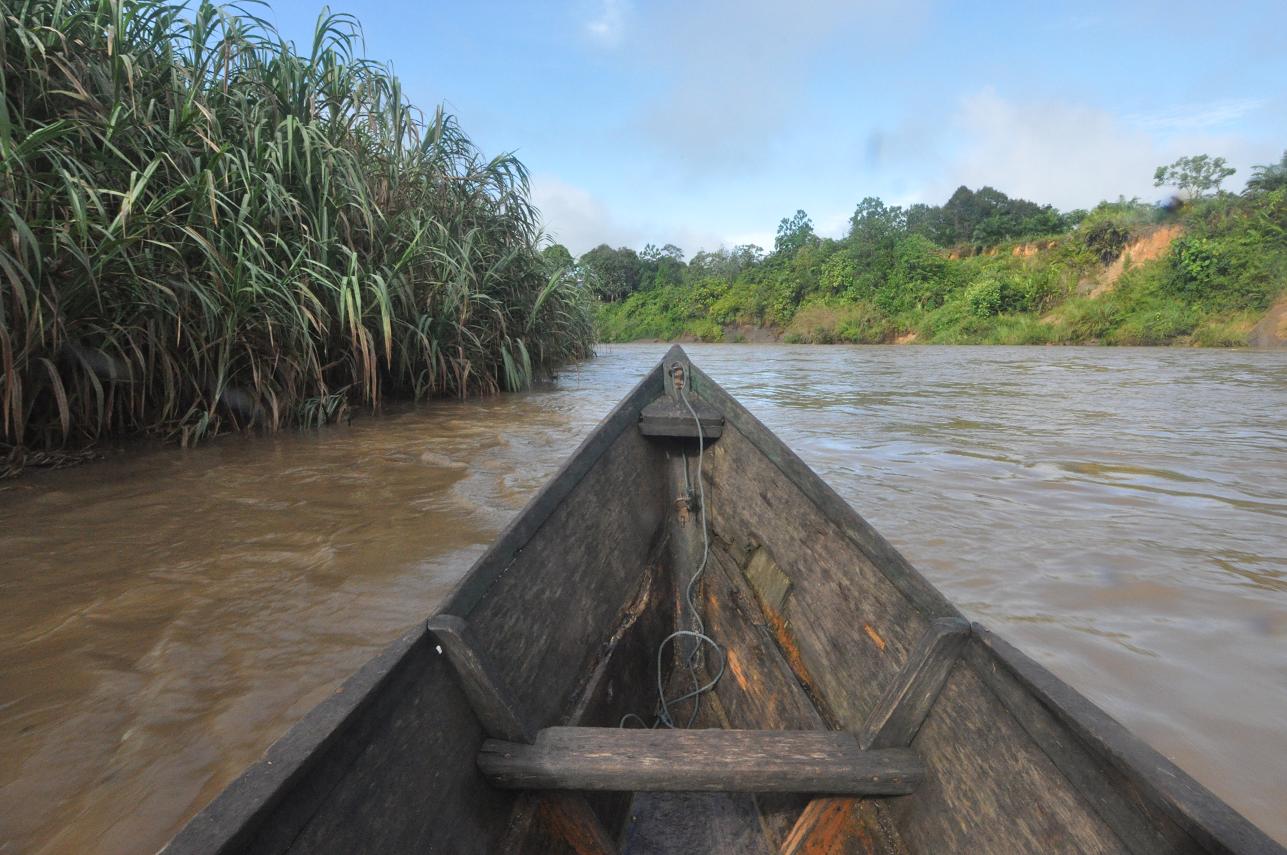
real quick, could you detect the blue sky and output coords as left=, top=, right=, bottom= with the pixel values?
left=260, top=0, right=1287, bottom=256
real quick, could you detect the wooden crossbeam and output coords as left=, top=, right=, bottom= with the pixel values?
left=782, top=617, right=970, bottom=855
left=638, top=395, right=724, bottom=439
left=478, top=728, right=924, bottom=795
left=427, top=615, right=532, bottom=743
left=859, top=617, right=970, bottom=750
left=427, top=615, right=617, bottom=855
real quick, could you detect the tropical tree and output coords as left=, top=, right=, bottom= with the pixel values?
left=1153, top=155, right=1236, bottom=198
left=541, top=244, right=575, bottom=271
left=1244, top=151, right=1287, bottom=195
left=848, top=197, right=906, bottom=246
left=579, top=245, right=643, bottom=301
left=774, top=210, right=816, bottom=256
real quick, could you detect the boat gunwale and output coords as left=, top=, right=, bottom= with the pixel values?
left=440, top=356, right=665, bottom=618
left=162, top=624, right=429, bottom=853
left=165, top=345, right=1285, bottom=855
left=972, top=625, right=1284, bottom=854
left=685, top=346, right=1282, bottom=855
left=163, top=356, right=665, bottom=853
left=686, top=356, right=962, bottom=622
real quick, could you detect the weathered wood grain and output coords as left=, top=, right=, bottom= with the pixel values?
left=700, top=543, right=830, bottom=847
left=687, top=359, right=959, bottom=622
left=528, top=796, right=619, bottom=855
left=479, top=728, right=923, bottom=794
left=779, top=798, right=908, bottom=855
left=466, top=424, right=669, bottom=730
left=165, top=359, right=667, bottom=855
left=564, top=556, right=677, bottom=845
left=969, top=627, right=1287, bottom=855
left=703, top=544, right=833, bottom=733
left=777, top=617, right=968, bottom=855
left=639, top=395, right=724, bottom=439
left=888, top=661, right=1125, bottom=854
left=428, top=614, right=533, bottom=743
left=165, top=345, right=1286, bottom=855
left=781, top=799, right=860, bottom=855
left=163, top=628, right=515, bottom=855
left=700, top=420, right=927, bottom=731
left=622, top=792, right=773, bottom=855
left=859, top=618, right=969, bottom=750
left=426, top=615, right=616, bottom=855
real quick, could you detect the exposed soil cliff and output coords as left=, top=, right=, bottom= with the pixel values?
left=1088, top=224, right=1185, bottom=297
left=1249, top=297, right=1287, bottom=348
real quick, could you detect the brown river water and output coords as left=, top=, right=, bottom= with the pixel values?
left=1, top=343, right=1285, bottom=853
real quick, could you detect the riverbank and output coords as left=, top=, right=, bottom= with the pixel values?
left=618, top=294, right=1287, bottom=348
left=0, top=0, right=594, bottom=472
left=596, top=188, right=1287, bottom=348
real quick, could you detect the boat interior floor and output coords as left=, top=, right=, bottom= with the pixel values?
left=620, top=792, right=773, bottom=855
left=614, top=667, right=911, bottom=855
left=430, top=598, right=933, bottom=854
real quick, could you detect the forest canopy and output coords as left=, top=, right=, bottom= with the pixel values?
left=587, top=155, right=1287, bottom=348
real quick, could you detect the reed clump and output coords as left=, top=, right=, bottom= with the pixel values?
left=0, top=0, right=593, bottom=466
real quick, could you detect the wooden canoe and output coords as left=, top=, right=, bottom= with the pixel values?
left=165, top=346, right=1284, bottom=855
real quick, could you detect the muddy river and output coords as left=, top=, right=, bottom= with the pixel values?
left=1, top=343, right=1284, bottom=852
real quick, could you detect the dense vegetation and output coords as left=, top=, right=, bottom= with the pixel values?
left=591, top=161, right=1287, bottom=347
left=1, top=0, right=593, bottom=467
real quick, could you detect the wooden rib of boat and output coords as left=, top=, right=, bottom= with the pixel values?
left=165, top=346, right=1284, bottom=855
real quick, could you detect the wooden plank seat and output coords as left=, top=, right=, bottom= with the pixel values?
left=477, top=727, right=924, bottom=795
left=638, top=395, right=724, bottom=439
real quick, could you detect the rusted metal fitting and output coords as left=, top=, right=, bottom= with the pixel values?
left=674, top=494, right=691, bottom=525
left=669, top=362, right=686, bottom=392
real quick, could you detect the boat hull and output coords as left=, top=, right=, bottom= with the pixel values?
left=165, top=346, right=1283, bottom=855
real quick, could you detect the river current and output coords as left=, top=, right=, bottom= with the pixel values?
left=1, top=343, right=1284, bottom=852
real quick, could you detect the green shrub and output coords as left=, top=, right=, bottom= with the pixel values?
left=782, top=301, right=893, bottom=344
left=1162, top=190, right=1287, bottom=312
left=595, top=180, right=1284, bottom=349
left=989, top=315, right=1057, bottom=345
left=1164, top=234, right=1277, bottom=311
left=917, top=298, right=996, bottom=343
left=687, top=318, right=724, bottom=342
left=1012, top=265, right=1067, bottom=313
left=1081, top=219, right=1131, bottom=263
left=1108, top=300, right=1199, bottom=345
left=1190, top=313, right=1256, bottom=347
left=873, top=235, right=958, bottom=315
left=1049, top=297, right=1124, bottom=342
left=835, top=303, right=896, bottom=343
left=1, top=0, right=594, bottom=455
left=965, top=278, right=1005, bottom=317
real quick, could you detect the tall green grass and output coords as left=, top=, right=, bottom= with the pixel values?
left=0, top=0, right=593, bottom=464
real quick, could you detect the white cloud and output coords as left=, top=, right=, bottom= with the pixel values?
left=1125, top=98, right=1266, bottom=132
left=665, top=224, right=739, bottom=257
left=724, top=231, right=776, bottom=252
left=532, top=174, right=763, bottom=258
left=630, top=0, right=930, bottom=174
left=584, top=0, right=629, bottom=47
left=530, top=175, right=640, bottom=255
left=931, top=88, right=1276, bottom=209
left=815, top=209, right=853, bottom=240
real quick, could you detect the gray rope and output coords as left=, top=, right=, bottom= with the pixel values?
left=621, top=381, right=724, bottom=729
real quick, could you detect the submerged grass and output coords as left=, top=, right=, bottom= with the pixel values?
left=1, top=0, right=593, bottom=466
